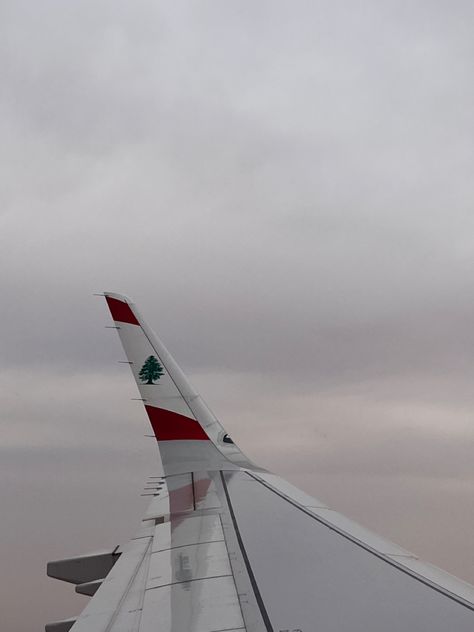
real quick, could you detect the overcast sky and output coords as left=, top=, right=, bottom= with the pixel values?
left=2, top=2, right=474, bottom=630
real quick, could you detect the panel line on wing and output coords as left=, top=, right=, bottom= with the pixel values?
left=153, top=539, right=226, bottom=554
left=220, top=471, right=273, bottom=632
left=145, top=573, right=233, bottom=592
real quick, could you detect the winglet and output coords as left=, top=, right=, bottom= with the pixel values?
left=103, top=292, right=257, bottom=475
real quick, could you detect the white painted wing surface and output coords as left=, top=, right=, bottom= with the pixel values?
left=46, top=293, right=474, bottom=632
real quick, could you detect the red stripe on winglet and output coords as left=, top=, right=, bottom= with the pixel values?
left=145, top=405, right=210, bottom=441
left=105, top=297, right=140, bottom=325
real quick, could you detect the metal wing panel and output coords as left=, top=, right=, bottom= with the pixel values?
left=63, top=474, right=248, bottom=632
left=256, top=472, right=415, bottom=558
left=152, top=514, right=225, bottom=553
left=147, top=540, right=231, bottom=589
left=139, top=576, right=245, bottom=632
left=223, top=470, right=474, bottom=632
left=139, top=490, right=245, bottom=632
left=254, top=471, right=474, bottom=604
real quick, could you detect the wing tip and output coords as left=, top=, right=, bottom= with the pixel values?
left=103, top=291, right=135, bottom=304
left=104, top=292, right=140, bottom=326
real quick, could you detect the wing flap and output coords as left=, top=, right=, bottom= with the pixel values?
left=140, top=491, right=244, bottom=632
left=140, top=576, right=244, bottom=632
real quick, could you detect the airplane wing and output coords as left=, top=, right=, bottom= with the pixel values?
left=46, top=292, right=474, bottom=632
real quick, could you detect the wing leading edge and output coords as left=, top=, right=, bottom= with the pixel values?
left=46, top=293, right=474, bottom=632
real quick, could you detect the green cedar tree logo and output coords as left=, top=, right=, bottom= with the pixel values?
left=139, top=355, right=165, bottom=384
